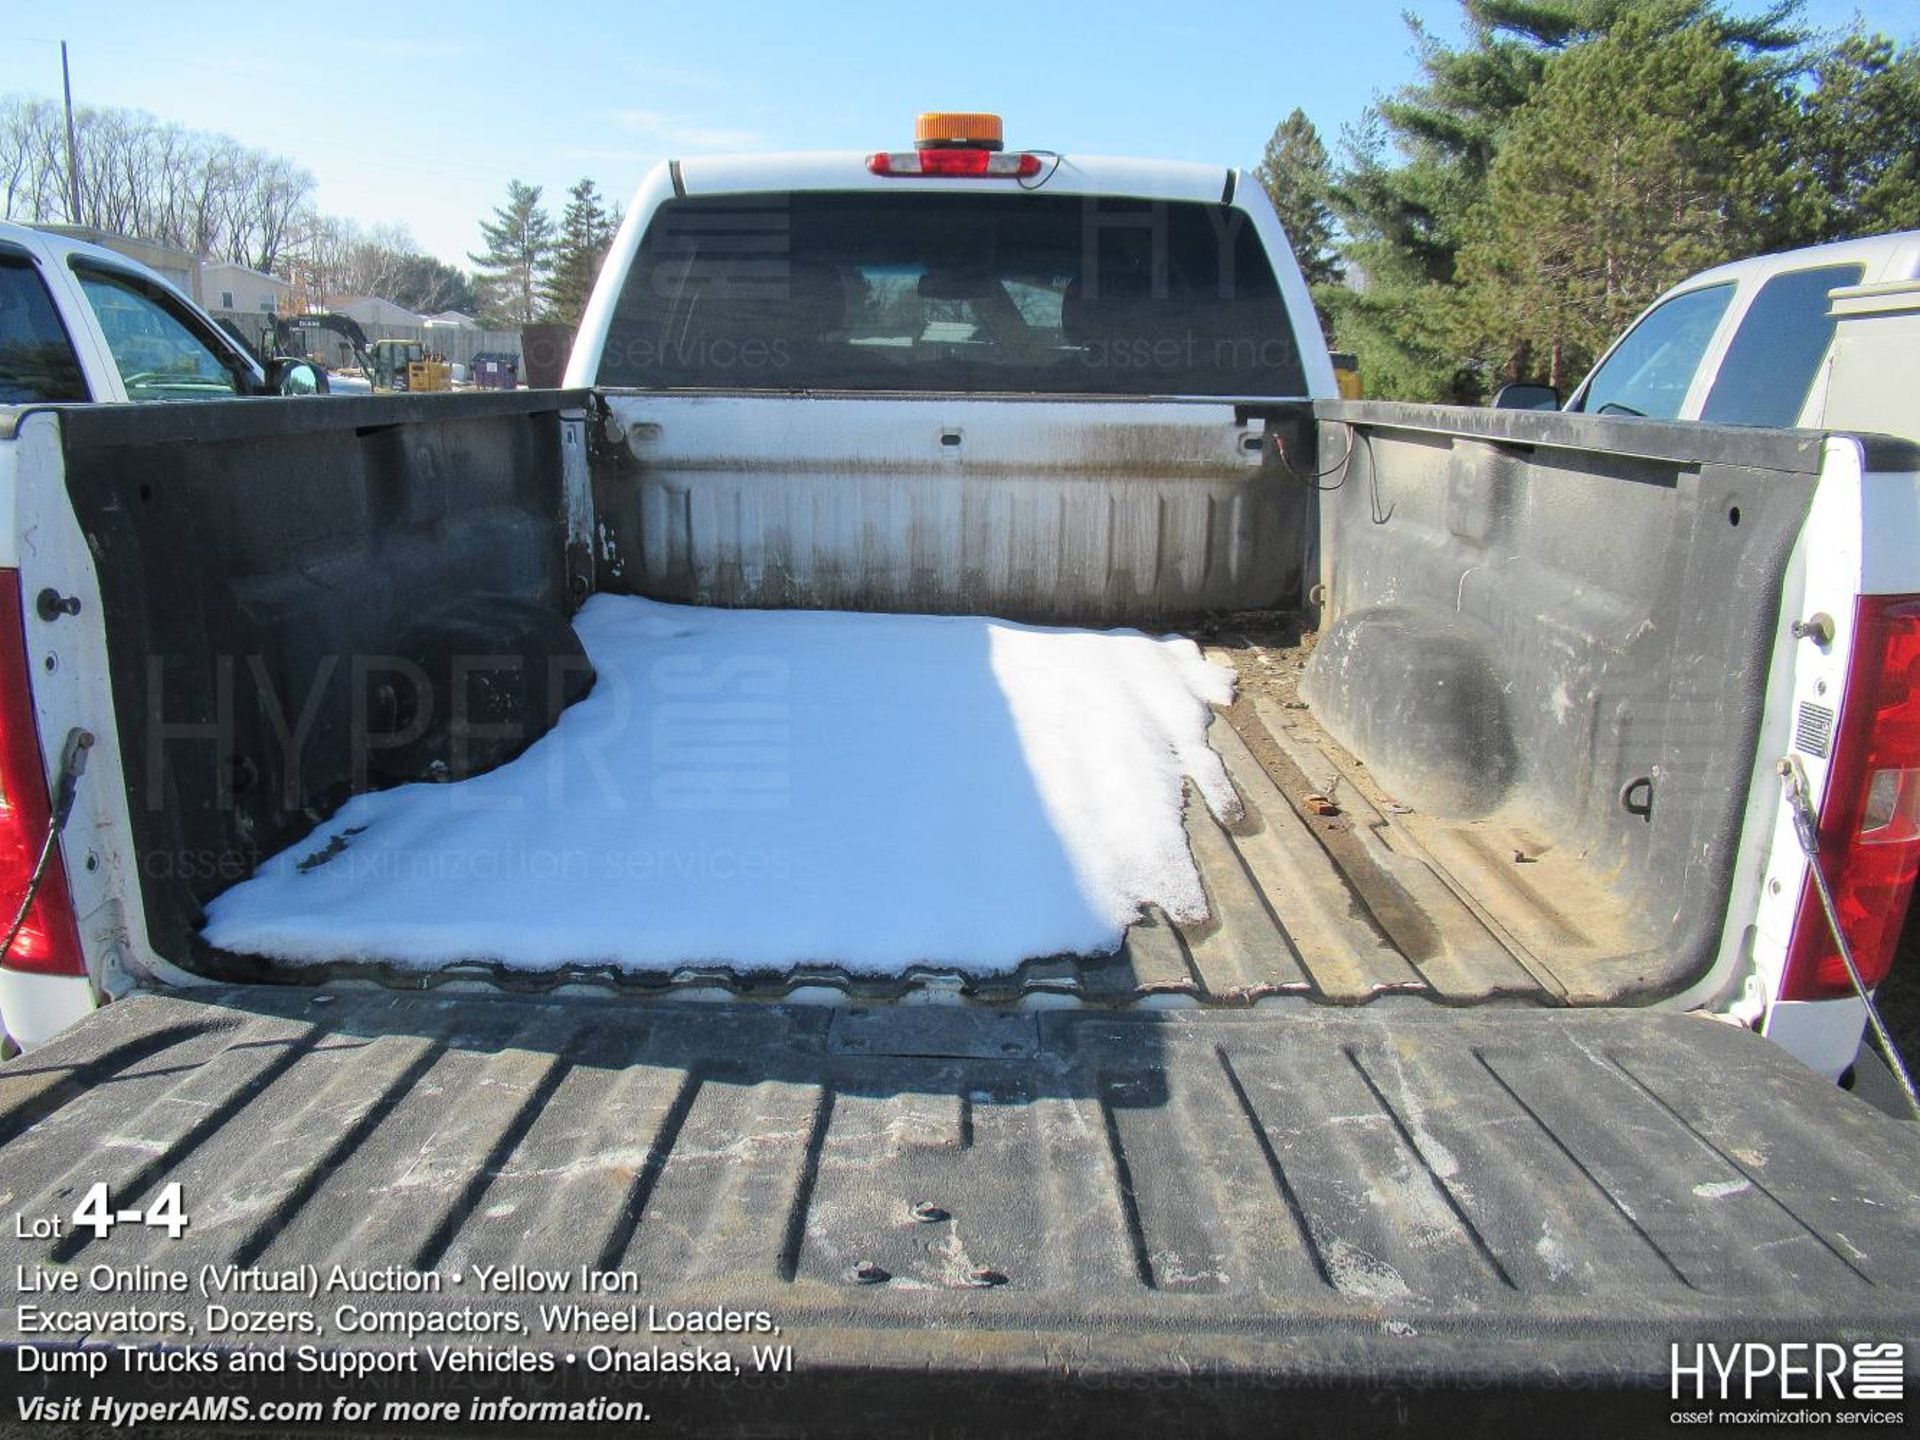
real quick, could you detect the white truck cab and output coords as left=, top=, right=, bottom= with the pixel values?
left=566, top=119, right=1336, bottom=399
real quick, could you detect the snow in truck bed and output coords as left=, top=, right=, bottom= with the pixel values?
left=200, top=597, right=1238, bottom=975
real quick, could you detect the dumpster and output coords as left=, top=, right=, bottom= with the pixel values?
left=471, top=351, right=520, bottom=390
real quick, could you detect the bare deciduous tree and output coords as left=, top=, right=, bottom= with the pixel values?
left=1, top=92, right=484, bottom=318
left=0, top=93, right=315, bottom=272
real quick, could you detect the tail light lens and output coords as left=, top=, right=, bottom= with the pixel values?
left=1781, top=594, right=1920, bottom=1000
left=0, top=570, right=85, bottom=976
left=867, top=150, right=1043, bottom=179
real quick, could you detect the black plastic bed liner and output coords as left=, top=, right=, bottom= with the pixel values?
left=2, top=986, right=1916, bottom=1436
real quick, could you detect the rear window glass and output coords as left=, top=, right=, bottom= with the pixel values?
left=1700, top=263, right=1864, bottom=427
left=599, top=192, right=1307, bottom=397
left=0, top=253, right=88, bottom=404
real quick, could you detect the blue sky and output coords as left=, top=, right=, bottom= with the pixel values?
left=6, top=1, right=1913, bottom=267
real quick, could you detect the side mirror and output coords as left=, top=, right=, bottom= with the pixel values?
left=1491, top=382, right=1560, bottom=411
left=265, top=358, right=329, bottom=396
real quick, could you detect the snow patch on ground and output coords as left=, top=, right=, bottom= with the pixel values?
left=200, top=597, right=1236, bottom=975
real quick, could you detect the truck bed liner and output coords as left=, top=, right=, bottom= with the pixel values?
left=55, top=392, right=1805, bottom=1015
left=3, top=984, right=1915, bottom=1432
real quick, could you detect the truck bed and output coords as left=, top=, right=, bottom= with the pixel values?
left=2, top=985, right=1916, bottom=1434
left=38, top=393, right=1824, bottom=1014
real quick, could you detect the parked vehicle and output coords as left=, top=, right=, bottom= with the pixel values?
left=366, top=336, right=453, bottom=391
left=0, top=222, right=329, bottom=402
left=1493, top=229, right=1920, bottom=424
left=470, top=348, right=520, bottom=389
left=1, top=118, right=1916, bottom=1428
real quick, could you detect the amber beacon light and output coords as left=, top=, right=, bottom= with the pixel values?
left=868, top=113, right=1043, bottom=179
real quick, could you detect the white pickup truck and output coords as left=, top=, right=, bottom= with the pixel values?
left=1, top=117, right=1916, bottom=1431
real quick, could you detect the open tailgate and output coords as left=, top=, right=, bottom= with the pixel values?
left=2, top=987, right=1916, bottom=1435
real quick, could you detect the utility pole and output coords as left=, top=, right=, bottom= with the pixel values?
left=60, top=42, right=82, bottom=224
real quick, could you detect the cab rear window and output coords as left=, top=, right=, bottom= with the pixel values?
left=1700, top=263, right=1864, bottom=427
left=600, top=192, right=1307, bottom=397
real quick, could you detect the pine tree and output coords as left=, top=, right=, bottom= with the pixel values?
left=1325, top=0, right=1800, bottom=399
left=1797, top=32, right=1920, bottom=242
left=1453, top=12, right=1804, bottom=389
left=468, top=180, right=555, bottom=328
left=542, top=178, right=618, bottom=328
left=389, top=254, right=477, bottom=317
left=1255, top=110, right=1342, bottom=289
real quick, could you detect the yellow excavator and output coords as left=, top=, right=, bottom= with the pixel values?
left=366, top=339, right=452, bottom=393
left=257, top=316, right=451, bottom=393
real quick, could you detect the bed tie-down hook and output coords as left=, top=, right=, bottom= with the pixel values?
left=1777, top=755, right=1920, bottom=1122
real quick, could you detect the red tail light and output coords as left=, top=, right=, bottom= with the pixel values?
left=867, top=150, right=1043, bottom=179
left=0, top=570, right=85, bottom=977
left=1781, top=594, right=1920, bottom=1000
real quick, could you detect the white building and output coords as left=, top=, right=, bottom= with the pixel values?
left=425, top=310, right=480, bottom=329
left=203, top=261, right=289, bottom=315
left=326, top=294, right=427, bottom=327
left=38, top=227, right=200, bottom=301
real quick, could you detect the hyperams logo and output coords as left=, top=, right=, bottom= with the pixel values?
left=1669, top=1342, right=1906, bottom=1425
